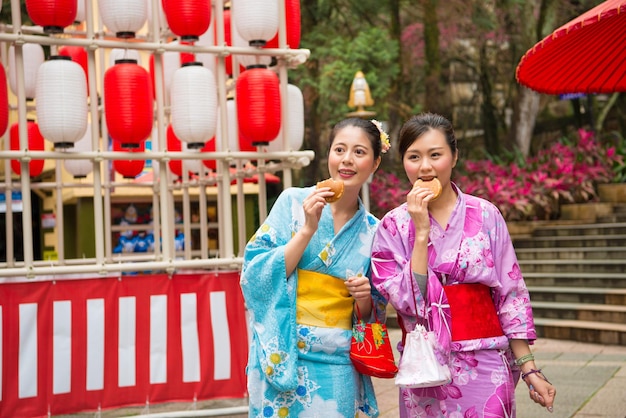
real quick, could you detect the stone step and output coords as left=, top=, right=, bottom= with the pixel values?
left=515, top=246, right=626, bottom=260
left=519, top=258, right=626, bottom=274
left=597, top=213, right=626, bottom=223
left=522, top=271, right=626, bottom=288
left=534, top=317, right=626, bottom=346
left=531, top=301, right=626, bottom=325
left=513, top=234, right=626, bottom=248
left=531, top=222, right=626, bottom=237
left=527, top=286, right=626, bottom=305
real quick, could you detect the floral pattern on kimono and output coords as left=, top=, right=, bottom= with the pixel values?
left=371, top=184, right=536, bottom=417
left=241, top=186, right=385, bottom=417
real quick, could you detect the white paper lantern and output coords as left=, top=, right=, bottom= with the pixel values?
left=196, top=22, right=217, bottom=76
left=36, top=56, right=88, bottom=149
left=153, top=40, right=187, bottom=106
left=75, top=0, right=85, bottom=22
left=183, top=143, right=209, bottom=176
left=109, top=48, right=141, bottom=68
left=9, top=43, right=45, bottom=100
left=268, top=84, right=304, bottom=152
left=170, top=62, right=218, bottom=149
left=147, top=0, right=168, bottom=34
left=64, top=122, right=94, bottom=178
left=232, top=0, right=279, bottom=47
left=99, top=0, right=147, bottom=39
left=232, top=18, right=273, bottom=69
left=216, top=99, right=239, bottom=152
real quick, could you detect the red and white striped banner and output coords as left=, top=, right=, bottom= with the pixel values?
left=0, top=271, right=248, bottom=417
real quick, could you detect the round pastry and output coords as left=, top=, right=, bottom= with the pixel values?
left=414, top=177, right=442, bottom=201
left=316, top=178, right=344, bottom=203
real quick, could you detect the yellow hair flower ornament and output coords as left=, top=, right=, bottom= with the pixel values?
left=371, top=119, right=390, bottom=154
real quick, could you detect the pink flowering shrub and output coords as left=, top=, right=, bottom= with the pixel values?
left=369, top=170, right=411, bottom=219
left=370, top=130, right=623, bottom=221
left=455, top=129, right=623, bottom=221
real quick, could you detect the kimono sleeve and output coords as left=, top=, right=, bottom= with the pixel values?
left=239, top=188, right=302, bottom=391
left=490, top=208, right=537, bottom=342
left=370, top=209, right=426, bottom=319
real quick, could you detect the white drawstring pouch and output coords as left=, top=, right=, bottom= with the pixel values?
left=395, top=324, right=452, bottom=388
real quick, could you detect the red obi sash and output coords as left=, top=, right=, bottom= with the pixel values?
left=443, top=283, right=504, bottom=341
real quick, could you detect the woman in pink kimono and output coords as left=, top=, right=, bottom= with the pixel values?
left=371, top=113, right=556, bottom=417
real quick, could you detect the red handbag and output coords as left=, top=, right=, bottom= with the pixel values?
left=350, top=303, right=398, bottom=378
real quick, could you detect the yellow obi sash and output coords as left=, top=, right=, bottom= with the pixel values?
left=296, top=269, right=354, bottom=330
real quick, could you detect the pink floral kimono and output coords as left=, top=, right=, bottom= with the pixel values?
left=371, top=184, right=537, bottom=417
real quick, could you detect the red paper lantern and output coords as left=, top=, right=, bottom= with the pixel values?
left=162, top=0, right=211, bottom=41
left=166, top=123, right=183, bottom=177
left=201, top=137, right=216, bottom=171
left=113, top=139, right=145, bottom=179
left=223, top=7, right=233, bottom=76
left=0, top=63, right=8, bottom=137
left=104, top=59, right=153, bottom=148
left=10, top=121, right=46, bottom=177
left=265, top=0, right=301, bottom=49
left=149, top=41, right=194, bottom=104
left=215, top=98, right=255, bottom=153
left=8, top=43, right=45, bottom=100
left=236, top=65, right=281, bottom=147
left=25, top=0, right=77, bottom=34
left=58, top=46, right=89, bottom=91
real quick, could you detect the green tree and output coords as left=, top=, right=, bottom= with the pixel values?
left=294, top=0, right=399, bottom=182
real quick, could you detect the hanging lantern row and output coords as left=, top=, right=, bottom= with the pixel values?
left=13, top=0, right=302, bottom=101
left=22, top=0, right=301, bottom=51
left=3, top=0, right=304, bottom=183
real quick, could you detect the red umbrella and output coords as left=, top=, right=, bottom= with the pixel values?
left=516, top=0, right=626, bottom=94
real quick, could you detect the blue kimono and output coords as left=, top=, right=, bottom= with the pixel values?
left=241, top=187, right=385, bottom=417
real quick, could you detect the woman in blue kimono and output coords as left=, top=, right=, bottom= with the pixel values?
left=241, top=118, right=390, bottom=417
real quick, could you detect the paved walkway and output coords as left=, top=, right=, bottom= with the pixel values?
left=373, top=328, right=626, bottom=418
left=58, top=328, right=626, bottom=418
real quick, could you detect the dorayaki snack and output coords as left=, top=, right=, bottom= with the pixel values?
left=414, top=177, right=442, bottom=201
left=316, top=178, right=345, bottom=203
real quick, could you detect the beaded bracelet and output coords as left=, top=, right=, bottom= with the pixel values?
left=521, top=368, right=552, bottom=384
left=514, top=353, right=535, bottom=366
